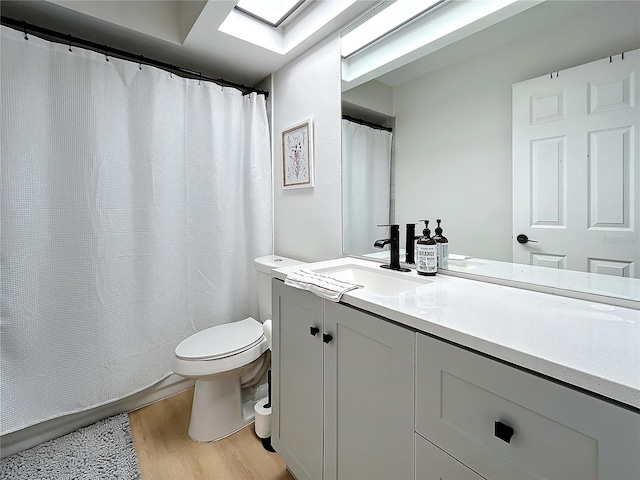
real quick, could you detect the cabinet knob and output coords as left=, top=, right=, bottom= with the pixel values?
left=310, top=326, right=319, bottom=336
left=323, top=333, right=333, bottom=344
left=494, top=421, right=514, bottom=444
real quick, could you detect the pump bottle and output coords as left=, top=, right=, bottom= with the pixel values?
left=433, top=219, right=449, bottom=270
left=416, top=220, right=437, bottom=276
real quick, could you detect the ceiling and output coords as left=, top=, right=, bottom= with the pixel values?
left=0, top=0, right=379, bottom=88
left=376, top=0, right=640, bottom=88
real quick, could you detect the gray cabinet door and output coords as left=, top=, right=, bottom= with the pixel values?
left=416, top=434, right=485, bottom=480
left=324, top=301, right=415, bottom=480
left=272, top=279, right=324, bottom=480
left=416, top=333, right=640, bottom=480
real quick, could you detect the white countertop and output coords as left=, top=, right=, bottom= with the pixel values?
left=274, top=257, right=640, bottom=410
left=362, top=251, right=640, bottom=307
left=446, top=257, right=640, bottom=306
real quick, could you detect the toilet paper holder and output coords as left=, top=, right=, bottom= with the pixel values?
left=255, top=370, right=275, bottom=452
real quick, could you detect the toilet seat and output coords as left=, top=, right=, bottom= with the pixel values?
left=172, top=317, right=268, bottom=379
left=175, top=318, right=265, bottom=361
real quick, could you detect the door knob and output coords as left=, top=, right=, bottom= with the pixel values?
left=516, top=234, right=538, bottom=244
left=323, top=333, right=333, bottom=344
left=309, top=326, right=319, bottom=336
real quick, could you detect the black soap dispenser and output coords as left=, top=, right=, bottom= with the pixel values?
left=433, top=219, right=449, bottom=270
left=416, top=220, right=437, bottom=276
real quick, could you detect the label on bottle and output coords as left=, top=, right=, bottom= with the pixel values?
left=416, top=243, right=437, bottom=274
left=437, top=242, right=449, bottom=270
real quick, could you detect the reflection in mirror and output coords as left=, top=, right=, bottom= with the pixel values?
left=341, top=115, right=393, bottom=256
left=341, top=0, right=640, bottom=303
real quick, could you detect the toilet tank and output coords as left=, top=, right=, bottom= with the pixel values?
left=254, top=255, right=304, bottom=321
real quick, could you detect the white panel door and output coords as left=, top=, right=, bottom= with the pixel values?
left=513, top=50, right=639, bottom=278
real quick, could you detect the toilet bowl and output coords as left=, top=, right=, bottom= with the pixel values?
left=172, top=255, right=304, bottom=443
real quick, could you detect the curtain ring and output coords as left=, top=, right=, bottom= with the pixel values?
left=68, top=34, right=72, bottom=52
left=610, top=56, right=613, bottom=63
left=198, top=73, right=202, bottom=86
left=23, top=24, right=28, bottom=41
left=622, top=52, right=625, bottom=60
left=139, top=55, right=143, bottom=71
left=104, top=45, right=109, bottom=62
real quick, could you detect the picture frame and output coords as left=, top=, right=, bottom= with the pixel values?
left=282, top=119, right=314, bottom=189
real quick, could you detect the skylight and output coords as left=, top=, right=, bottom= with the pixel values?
left=235, top=0, right=306, bottom=27
left=342, top=0, right=445, bottom=58
left=341, top=0, right=531, bottom=88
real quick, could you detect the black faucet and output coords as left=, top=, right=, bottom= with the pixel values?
left=374, top=224, right=410, bottom=272
left=405, top=223, right=421, bottom=264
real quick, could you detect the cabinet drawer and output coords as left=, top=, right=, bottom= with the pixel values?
left=416, top=433, right=485, bottom=480
left=416, top=334, right=640, bottom=480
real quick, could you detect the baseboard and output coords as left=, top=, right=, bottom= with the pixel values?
left=0, top=374, right=194, bottom=458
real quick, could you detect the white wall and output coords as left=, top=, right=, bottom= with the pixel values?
left=394, top=50, right=514, bottom=261
left=272, top=34, right=343, bottom=262
left=394, top=2, right=640, bottom=261
left=52, top=0, right=205, bottom=44
left=342, top=80, right=394, bottom=117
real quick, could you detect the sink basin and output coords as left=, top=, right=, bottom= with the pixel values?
left=313, top=264, right=427, bottom=296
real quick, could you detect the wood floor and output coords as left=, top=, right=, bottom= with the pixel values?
left=129, top=388, right=294, bottom=480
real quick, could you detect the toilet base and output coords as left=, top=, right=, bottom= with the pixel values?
left=188, top=374, right=255, bottom=443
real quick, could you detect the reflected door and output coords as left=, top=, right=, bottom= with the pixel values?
left=512, top=49, right=639, bottom=278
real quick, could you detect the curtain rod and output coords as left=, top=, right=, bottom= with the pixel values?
left=0, top=17, right=269, bottom=98
left=342, top=115, right=393, bottom=133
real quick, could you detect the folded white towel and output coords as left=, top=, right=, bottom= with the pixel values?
left=284, top=269, right=363, bottom=302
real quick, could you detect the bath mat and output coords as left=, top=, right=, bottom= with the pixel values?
left=0, top=413, right=141, bottom=480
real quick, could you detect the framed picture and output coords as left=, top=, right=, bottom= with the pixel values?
left=282, top=119, right=314, bottom=189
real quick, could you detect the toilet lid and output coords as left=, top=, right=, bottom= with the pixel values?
left=175, top=317, right=265, bottom=361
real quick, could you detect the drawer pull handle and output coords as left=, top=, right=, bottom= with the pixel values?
left=494, top=421, right=514, bottom=444
left=323, top=333, right=333, bottom=344
left=310, top=326, right=319, bottom=336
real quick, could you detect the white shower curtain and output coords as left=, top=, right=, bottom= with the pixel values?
left=0, top=26, right=272, bottom=435
left=342, top=119, right=393, bottom=255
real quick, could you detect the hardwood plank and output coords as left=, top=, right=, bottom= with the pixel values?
left=129, top=388, right=293, bottom=480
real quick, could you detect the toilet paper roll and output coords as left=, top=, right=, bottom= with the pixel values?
left=262, top=319, right=273, bottom=350
left=254, top=397, right=272, bottom=439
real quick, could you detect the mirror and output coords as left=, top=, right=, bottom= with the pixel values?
left=341, top=0, right=640, bottom=303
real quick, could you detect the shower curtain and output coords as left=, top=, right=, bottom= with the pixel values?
left=0, top=26, right=272, bottom=435
left=342, top=119, right=393, bottom=255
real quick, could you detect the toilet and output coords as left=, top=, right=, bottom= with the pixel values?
left=172, top=255, right=304, bottom=442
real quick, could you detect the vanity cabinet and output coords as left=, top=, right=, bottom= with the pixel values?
left=416, top=334, right=640, bottom=480
left=416, top=434, right=485, bottom=480
left=272, top=278, right=639, bottom=480
left=271, top=279, right=415, bottom=480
